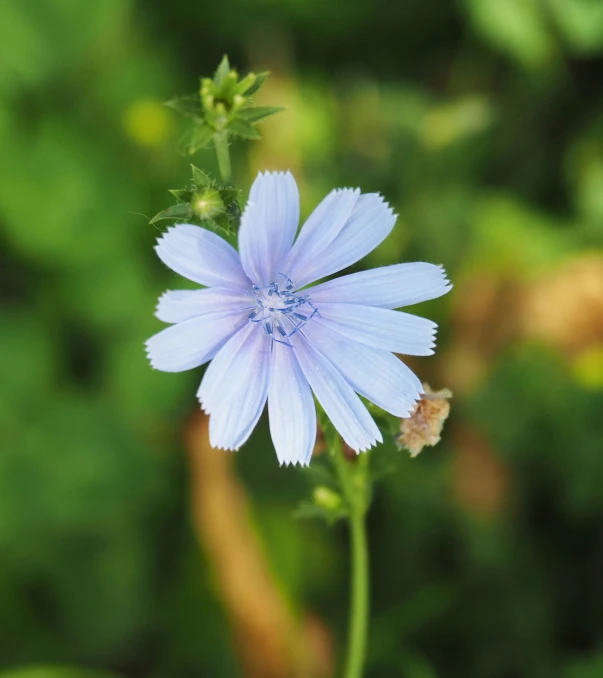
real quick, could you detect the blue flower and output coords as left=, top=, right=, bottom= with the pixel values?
left=146, top=171, right=451, bottom=465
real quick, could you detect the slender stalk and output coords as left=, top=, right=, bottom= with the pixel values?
left=331, top=438, right=370, bottom=678
left=214, top=130, right=233, bottom=186
left=345, top=502, right=369, bottom=678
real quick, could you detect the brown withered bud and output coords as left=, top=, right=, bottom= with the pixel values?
left=397, top=384, right=452, bottom=457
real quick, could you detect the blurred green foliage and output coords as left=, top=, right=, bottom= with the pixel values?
left=1, top=1, right=603, bottom=677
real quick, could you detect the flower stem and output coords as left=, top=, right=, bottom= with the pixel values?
left=331, top=439, right=370, bottom=678
left=214, top=130, right=233, bottom=186
left=346, top=501, right=369, bottom=678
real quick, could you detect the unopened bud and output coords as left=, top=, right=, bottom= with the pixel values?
left=191, top=188, right=225, bottom=220
left=313, top=486, right=342, bottom=511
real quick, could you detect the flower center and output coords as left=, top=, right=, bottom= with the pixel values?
left=249, top=273, right=318, bottom=347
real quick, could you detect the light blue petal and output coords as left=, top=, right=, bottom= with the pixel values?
left=145, top=311, right=248, bottom=372
left=205, top=324, right=271, bottom=450
left=238, top=171, right=300, bottom=285
left=289, top=193, right=396, bottom=288
left=155, top=224, right=250, bottom=289
left=302, top=319, right=423, bottom=416
left=317, top=303, right=437, bottom=355
left=268, top=342, right=316, bottom=466
left=198, top=322, right=259, bottom=413
left=283, top=188, right=359, bottom=283
left=294, top=335, right=382, bottom=452
left=309, top=263, right=452, bottom=309
left=156, top=288, right=255, bottom=324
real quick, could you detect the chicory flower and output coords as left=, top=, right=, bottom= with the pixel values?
left=146, top=171, right=451, bottom=465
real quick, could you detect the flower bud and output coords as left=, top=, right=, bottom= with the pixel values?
left=313, top=486, right=342, bottom=511
left=191, top=188, right=226, bottom=220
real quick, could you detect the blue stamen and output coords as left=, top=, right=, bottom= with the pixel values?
left=249, top=275, right=318, bottom=346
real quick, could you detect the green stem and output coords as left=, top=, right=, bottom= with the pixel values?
left=214, top=130, right=232, bottom=186
left=346, top=503, right=369, bottom=678
left=332, top=438, right=370, bottom=678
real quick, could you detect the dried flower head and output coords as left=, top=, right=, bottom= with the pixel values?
left=397, top=384, right=452, bottom=457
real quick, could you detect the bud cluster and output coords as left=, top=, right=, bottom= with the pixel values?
left=150, top=165, right=240, bottom=235
left=165, top=55, right=283, bottom=155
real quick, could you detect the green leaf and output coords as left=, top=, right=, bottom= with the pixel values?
left=238, top=106, right=285, bottom=123
left=164, top=95, right=201, bottom=119
left=213, top=54, right=230, bottom=87
left=210, top=213, right=236, bottom=235
left=463, top=0, right=554, bottom=69
left=242, top=71, right=268, bottom=96
left=149, top=203, right=191, bottom=224
left=179, top=124, right=214, bottom=155
left=168, top=188, right=193, bottom=203
left=218, top=187, right=240, bottom=206
left=548, top=0, right=603, bottom=54
left=228, top=118, right=262, bottom=140
left=190, top=165, right=213, bottom=188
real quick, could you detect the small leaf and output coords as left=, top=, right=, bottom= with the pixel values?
left=214, top=55, right=231, bottom=87
left=219, top=188, right=240, bottom=206
left=228, top=118, right=262, bottom=140
left=164, top=95, right=201, bottom=119
left=238, top=106, right=285, bottom=123
left=168, top=189, right=193, bottom=203
left=179, top=124, right=214, bottom=155
left=150, top=203, right=191, bottom=224
left=242, top=71, right=268, bottom=96
left=191, top=165, right=213, bottom=188
left=210, top=213, right=236, bottom=235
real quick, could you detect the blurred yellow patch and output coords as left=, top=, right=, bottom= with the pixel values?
left=572, top=345, right=603, bottom=390
left=420, top=96, right=493, bottom=150
left=123, top=99, right=173, bottom=147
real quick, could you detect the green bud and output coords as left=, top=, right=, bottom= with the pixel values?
left=213, top=55, right=231, bottom=87
left=191, top=188, right=226, bottom=220
left=313, top=486, right=342, bottom=511
left=220, top=71, right=239, bottom=99
left=235, top=73, right=256, bottom=95
left=170, top=56, right=283, bottom=156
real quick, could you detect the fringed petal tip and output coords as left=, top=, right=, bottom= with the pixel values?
left=154, top=290, right=174, bottom=322
left=435, top=265, right=454, bottom=292
left=255, top=169, right=294, bottom=179
left=278, top=458, right=312, bottom=468
left=209, top=443, right=240, bottom=452
left=346, top=433, right=384, bottom=454
left=399, top=397, right=421, bottom=420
